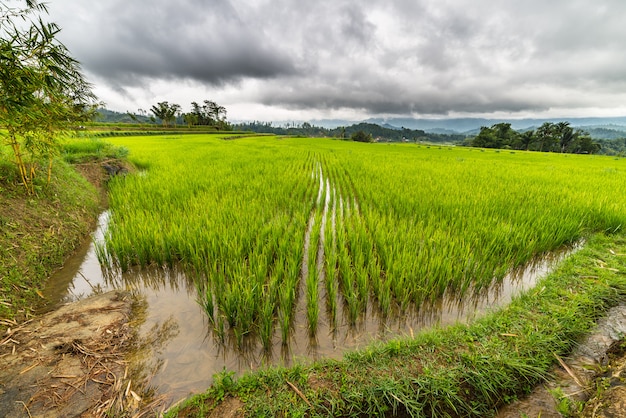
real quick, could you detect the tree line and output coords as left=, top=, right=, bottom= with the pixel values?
left=147, top=100, right=230, bottom=129
left=466, top=122, right=601, bottom=154
left=596, top=137, right=626, bottom=156
left=232, top=121, right=464, bottom=143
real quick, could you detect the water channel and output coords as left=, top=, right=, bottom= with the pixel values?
left=41, top=210, right=575, bottom=407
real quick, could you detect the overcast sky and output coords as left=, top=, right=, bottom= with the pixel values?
left=45, top=0, right=626, bottom=122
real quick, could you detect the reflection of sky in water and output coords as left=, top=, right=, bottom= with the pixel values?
left=42, top=210, right=575, bottom=407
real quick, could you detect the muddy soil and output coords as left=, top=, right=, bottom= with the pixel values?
left=578, top=339, right=626, bottom=418
left=498, top=304, right=626, bottom=418
left=0, top=291, right=142, bottom=418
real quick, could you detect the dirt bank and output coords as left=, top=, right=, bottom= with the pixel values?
left=0, top=291, right=142, bottom=417
left=498, top=304, right=626, bottom=417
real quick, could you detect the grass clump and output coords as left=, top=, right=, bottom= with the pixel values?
left=165, top=232, right=626, bottom=417
left=61, top=137, right=129, bottom=164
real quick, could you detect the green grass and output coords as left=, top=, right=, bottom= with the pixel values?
left=0, top=152, right=100, bottom=325
left=60, top=137, right=129, bottom=163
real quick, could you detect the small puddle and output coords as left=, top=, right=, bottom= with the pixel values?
left=42, top=210, right=576, bottom=407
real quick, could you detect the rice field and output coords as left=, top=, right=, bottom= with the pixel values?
left=95, top=134, right=626, bottom=348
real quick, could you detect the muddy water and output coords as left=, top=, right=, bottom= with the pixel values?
left=42, top=211, right=574, bottom=407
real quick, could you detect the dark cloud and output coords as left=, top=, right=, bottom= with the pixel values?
left=52, top=0, right=297, bottom=88
left=48, top=0, right=626, bottom=118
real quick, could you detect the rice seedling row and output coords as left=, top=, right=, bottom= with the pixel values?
left=99, top=135, right=626, bottom=349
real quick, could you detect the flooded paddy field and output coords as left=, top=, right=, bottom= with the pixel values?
left=41, top=211, right=576, bottom=407
left=37, top=135, right=626, bottom=412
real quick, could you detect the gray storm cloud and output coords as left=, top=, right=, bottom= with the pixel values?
left=53, top=0, right=298, bottom=87
left=48, top=0, right=626, bottom=117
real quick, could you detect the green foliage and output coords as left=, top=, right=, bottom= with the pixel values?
left=469, top=122, right=601, bottom=154
left=350, top=130, right=372, bottom=143
left=212, top=370, right=237, bottom=401
left=0, top=0, right=96, bottom=193
left=549, top=387, right=583, bottom=416
left=188, top=100, right=229, bottom=129
left=597, top=137, right=626, bottom=156
left=150, top=101, right=180, bottom=127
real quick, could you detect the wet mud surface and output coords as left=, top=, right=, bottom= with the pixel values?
left=0, top=291, right=136, bottom=418
left=498, top=304, right=626, bottom=418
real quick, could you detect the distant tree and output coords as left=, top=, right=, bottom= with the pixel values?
left=468, top=121, right=601, bottom=155
left=471, top=126, right=499, bottom=148
left=568, top=131, right=601, bottom=154
left=183, top=112, right=198, bottom=128
left=535, top=122, right=559, bottom=152
left=205, top=100, right=228, bottom=129
left=596, top=138, right=624, bottom=156
left=338, top=126, right=346, bottom=139
left=190, top=101, right=204, bottom=125
left=470, top=123, right=517, bottom=148
left=150, top=101, right=180, bottom=127
left=351, top=130, right=373, bottom=143
left=203, top=100, right=218, bottom=125
left=516, top=131, right=535, bottom=151
left=232, top=121, right=462, bottom=143
left=553, top=122, right=573, bottom=153
left=189, top=100, right=229, bottom=128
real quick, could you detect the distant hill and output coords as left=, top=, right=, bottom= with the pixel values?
left=583, top=126, right=626, bottom=139
left=267, top=116, right=626, bottom=139
left=231, top=121, right=465, bottom=143
left=95, top=108, right=626, bottom=141
left=364, top=116, right=626, bottom=134
left=94, top=108, right=153, bottom=124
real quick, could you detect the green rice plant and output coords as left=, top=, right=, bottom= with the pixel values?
left=278, top=289, right=294, bottom=345
left=305, top=199, right=325, bottom=334
left=258, top=289, right=276, bottom=351
left=98, top=134, right=626, bottom=345
left=60, top=137, right=129, bottom=163
left=323, top=190, right=339, bottom=328
left=195, top=280, right=215, bottom=325
left=306, top=264, right=320, bottom=335
left=213, top=313, right=226, bottom=344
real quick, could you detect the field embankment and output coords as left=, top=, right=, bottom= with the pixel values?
left=0, top=138, right=150, bottom=416
left=0, top=151, right=101, bottom=325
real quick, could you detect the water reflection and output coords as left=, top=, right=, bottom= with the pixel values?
left=42, top=210, right=577, bottom=407
left=41, top=211, right=112, bottom=308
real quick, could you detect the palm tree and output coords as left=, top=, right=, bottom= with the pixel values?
left=150, top=101, right=180, bottom=127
